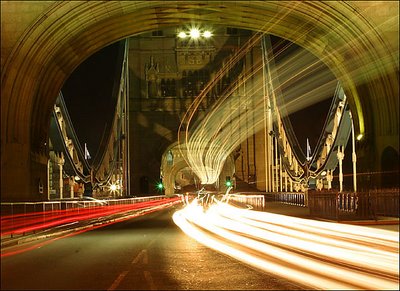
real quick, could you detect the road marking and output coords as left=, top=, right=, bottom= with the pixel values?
left=131, top=249, right=155, bottom=289
left=143, top=249, right=148, bottom=264
left=143, top=271, right=157, bottom=290
left=108, top=270, right=128, bottom=291
left=131, top=249, right=147, bottom=264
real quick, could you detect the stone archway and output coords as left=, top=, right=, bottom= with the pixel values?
left=160, top=143, right=193, bottom=196
left=1, top=1, right=398, bottom=200
left=160, top=142, right=235, bottom=195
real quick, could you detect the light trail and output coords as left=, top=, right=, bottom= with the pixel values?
left=1, top=201, right=180, bottom=258
left=179, top=29, right=338, bottom=185
left=178, top=3, right=398, bottom=188
left=178, top=3, right=308, bottom=185
left=173, top=200, right=399, bottom=290
left=1, top=197, right=182, bottom=237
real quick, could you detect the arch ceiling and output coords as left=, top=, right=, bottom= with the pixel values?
left=1, top=1, right=398, bottom=175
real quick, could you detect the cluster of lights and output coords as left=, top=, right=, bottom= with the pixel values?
left=177, top=28, right=212, bottom=39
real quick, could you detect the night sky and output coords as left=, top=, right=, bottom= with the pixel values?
left=62, top=42, right=121, bottom=164
left=269, top=35, right=335, bottom=159
left=289, top=97, right=333, bottom=156
left=61, top=34, right=333, bottom=167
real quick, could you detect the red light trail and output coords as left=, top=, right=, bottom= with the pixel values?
left=1, top=198, right=182, bottom=237
left=1, top=197, right=183, bottom=258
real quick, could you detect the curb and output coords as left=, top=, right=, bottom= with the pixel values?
left=314, top=218, right=399, bottom=226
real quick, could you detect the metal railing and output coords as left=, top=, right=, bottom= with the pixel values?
left=1, top=196, right=176, bottom=239
left=271, top=192, right=306, bottom=207
left=228, top=193, right=265, bottom=210
left=370, top=188, right=399, bottom=217
left=308, top=189, right=399, bottom=220
left=1, top=195, right=169, bottom=216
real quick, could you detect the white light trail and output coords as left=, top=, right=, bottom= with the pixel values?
left=178, top=4, right=398, bottom=188
left=173, top=201, right=399, bottom=290
left=179, top=30, right=337, bottom=185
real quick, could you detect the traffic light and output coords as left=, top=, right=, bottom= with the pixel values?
left=225, top=176, right=232, bottom=187
left=156, top=182, right=164, bottom=190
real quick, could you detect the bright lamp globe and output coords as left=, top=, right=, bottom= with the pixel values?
left=189, top=28, right=200, bottom=39
left=203, top=31, right=212, bottom=38
left=178, top=31, right=186, bottom=38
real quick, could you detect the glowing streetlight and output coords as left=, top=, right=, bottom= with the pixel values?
left=189, top=28, right=200, bottom=39
left=356, top=134, right=363, bottom=141
left=178, top=31, right=187, bottom=38
left=203, top=30, right=212, bottom=38
left=110, top=184, right=117, bottom=191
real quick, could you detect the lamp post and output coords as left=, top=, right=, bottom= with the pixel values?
left=337, top=146, right=345, bottom=193
left=350, top=112, right=357, bottom=192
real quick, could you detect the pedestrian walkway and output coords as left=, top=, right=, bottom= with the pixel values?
left=264, top=201, right=399, bottom=232
left=1, top=198, right=182, bottom=250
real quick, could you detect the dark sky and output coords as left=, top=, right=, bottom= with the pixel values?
left=269, top=35, right=335, bottom=159
left=61, top=34, right=334, bottom=166
left=288, top=98, right=332, bottom=157
left=62, top=42, right=121, bottom=164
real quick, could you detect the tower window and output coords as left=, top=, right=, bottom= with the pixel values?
left=152, top=30, right=163, bottom=37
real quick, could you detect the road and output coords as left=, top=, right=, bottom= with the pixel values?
left=1, top=204, right=303, bottom=290
left=174, top=200, right=399, bottom=290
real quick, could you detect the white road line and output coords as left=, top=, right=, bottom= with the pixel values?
left=131, top=249, right=146, bottom=264
left=142, top=249, right=148, bottom=265
left=143, top=270, right=157, bottom=290
left=108, top=270, right=128, bottom=291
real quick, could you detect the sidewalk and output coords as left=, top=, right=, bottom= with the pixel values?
left=263, top=201, right=399, bottom=232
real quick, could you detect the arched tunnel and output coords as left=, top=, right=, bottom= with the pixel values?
left=1, top=3, right=399, bottom=290
left=1, top=1, right=398, bottom=201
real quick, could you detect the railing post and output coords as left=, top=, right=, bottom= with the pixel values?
left=372, top=190, right=377, bottom=221
left=336, top=192, right=339, bottom=221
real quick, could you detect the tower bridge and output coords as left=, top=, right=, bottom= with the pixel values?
left=1, top=1, right=398, bottom=202
left=1, top=3, right=398, bottom=290
left=3, top=28, right=360, bottom=202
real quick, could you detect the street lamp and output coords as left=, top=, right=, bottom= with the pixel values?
left=178, top=31, right=187, bottom=39
left=350, top=112, right=358, bottom=192
left=203, top=30, right=212, bottom=38
left=177, top=27, right=213, bottom=40
left=189, top=28, right=200, bottom=39
left=110, top=184, right=117, bottom=192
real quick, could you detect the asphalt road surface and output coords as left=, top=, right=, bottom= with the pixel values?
left=1, top=204, right=303, bottom=290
